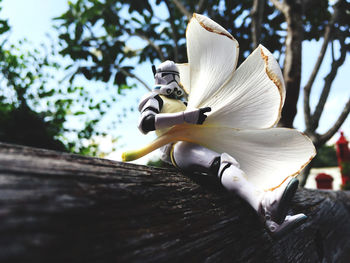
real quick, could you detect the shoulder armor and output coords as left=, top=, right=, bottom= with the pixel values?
left=138, top=92, right=163, bottom=113
left=138, top=92, right=158, bottom=112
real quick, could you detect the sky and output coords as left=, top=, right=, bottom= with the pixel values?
left=1, top=0, right=349, bottom=163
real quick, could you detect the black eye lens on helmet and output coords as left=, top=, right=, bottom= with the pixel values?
left=167, top=89, right=172, bottom=94
left=177, top=91, right=182, bottom=96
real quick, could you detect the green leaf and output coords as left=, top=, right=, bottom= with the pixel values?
left=74, top=111, right=86, bottom=116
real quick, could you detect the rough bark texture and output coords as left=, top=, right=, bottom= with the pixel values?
left=0, top=142, right=350, bottom=262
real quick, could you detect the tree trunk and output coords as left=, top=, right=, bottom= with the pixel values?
left=278, top=1, right=303, bottom=128
left=299, top=162, right=313, bottom=187
left=0, top=142, right=349, bottom=262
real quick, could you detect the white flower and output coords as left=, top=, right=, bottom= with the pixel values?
left=123, top=14, right=315, bottom=191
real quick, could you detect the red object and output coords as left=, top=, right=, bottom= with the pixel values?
left=315, top=173, right=333, bottom=190
left=336, top=132, right=350, bottom=185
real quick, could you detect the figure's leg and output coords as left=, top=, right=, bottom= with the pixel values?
left=172, top=142, right=307, bottom=236
left=172, top=141, right=221, bottom=175
left=173, top=142, right=291, bottom=218
left=218, top=153, right=307, bottom=235
left=218, top=153, right=262, bottom=212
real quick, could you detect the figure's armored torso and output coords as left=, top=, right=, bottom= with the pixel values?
left=155, top=95, right=186, bottom=137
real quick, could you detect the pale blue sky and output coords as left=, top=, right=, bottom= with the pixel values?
left=1, top=0, right=349, bottom=162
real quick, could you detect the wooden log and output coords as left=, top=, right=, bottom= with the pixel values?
left=0, top=142, right=349, bottom=262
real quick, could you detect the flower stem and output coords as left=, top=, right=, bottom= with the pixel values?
left=122, top=135, right=176, bottom=162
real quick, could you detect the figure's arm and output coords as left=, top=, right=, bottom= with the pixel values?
left=154, top=107, right=211, bottom=130
left=137, top=93, right=162, bottom=134
left=137, top=93, right=211, bottom=134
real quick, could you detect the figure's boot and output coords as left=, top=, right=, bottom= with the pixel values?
left=218, top=153, right=307, bottom=236
left=266, top=214, right=307, bottom=238
left=260, top=177, right=308, bottom=235
left=260, top=177, right=299, bottom=224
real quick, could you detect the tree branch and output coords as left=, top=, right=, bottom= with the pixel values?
left=310, top=38, right=347, bottom=132
left=122, top=17, right=166, bottom=61
left=269, top=0, right=286, bottom=13
left=277, top=0, right=303, bottom=128
left=195, top=0, right=206, bottom=14
left=165, top=0, right=179, bottom=62
left=1, top=142, right=350, bottom=262
left=299, top=162, right=313, bottom=187
left=251, top=0, right=265, bottom=49
left=319, top=97, right=350, bottom=146
left=303, top=0, right=341, bottom=130
left=116, top=66, right=151, bottom=91
left=172, top=0, right=192, bottom=20
left=331, top=38, right=335, bottom=61
left=132, top=32, right=166, bottom=61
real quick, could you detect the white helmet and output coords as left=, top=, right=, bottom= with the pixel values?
left=152, top=60, right=185, bottom=98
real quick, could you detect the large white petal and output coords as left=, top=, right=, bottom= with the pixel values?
left=176, top=63, right=190, bottom=94
left=186, top=13, right=239, bottom=109
left=202, top=45, right=285, bottom=128
left=163, top=125, right=315, bottom=191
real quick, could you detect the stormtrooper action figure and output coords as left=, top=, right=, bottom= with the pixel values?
left=137, top=60, right=307, bottom=237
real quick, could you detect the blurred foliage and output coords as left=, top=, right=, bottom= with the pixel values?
left=0, top=41, right=66, bottom=151
left=0, top=1, right=117, bottom=156
left=341, top=160, right=350, bottom=191
left=54, top=0, right=344, bottom=87
left=312, top=144, right=338, bottom=167
left=0, top=40, right=115, bottom=155
left=341, top=161, right=350, bottom=175
left=341, top=183, right=350, bottom=190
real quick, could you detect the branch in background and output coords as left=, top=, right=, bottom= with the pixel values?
left=300, top=39, right=348, bottom=184
left=251, top=0, right=265, bottom=49
left=319, top=97, right=350, bottom=146
left=310, top=38, right=347, bottom=132
left=195, top=0, right=206, bottom=14
left=165, top=0, right=179, bottom=62
left=122, top=18, right=166, bottom=61
left=269, top=0, right=286, bottom=13
left=303, top=0, right=341, bottom=130
left=273, top=0, right=303, bottom=128
left=132, top=32, right=166, bottom=61
left=116, top=66, right=151, bottom=91
left=299, top=163, right=313, bottom=187
left=172, top=0, right=192, bottom=20
left=331, top=38, right=335, bottom=61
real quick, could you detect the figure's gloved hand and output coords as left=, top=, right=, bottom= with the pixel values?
left=184, top=107, right=211, bottom=125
